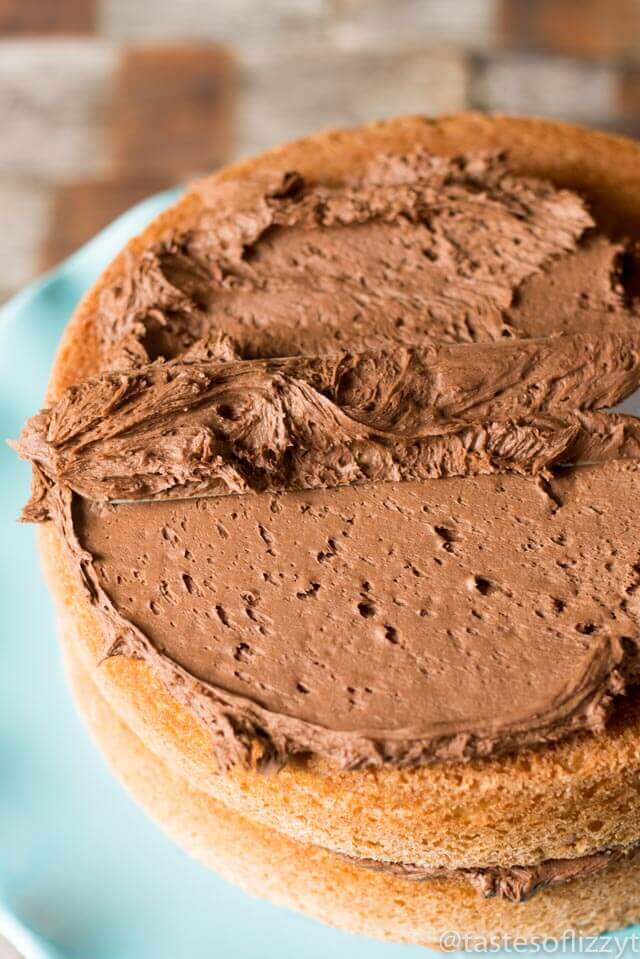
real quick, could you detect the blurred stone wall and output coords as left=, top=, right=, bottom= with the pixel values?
left=1, top=0, right=640, bottom=302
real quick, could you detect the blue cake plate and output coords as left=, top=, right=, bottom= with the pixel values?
left=0, top=190, right=637, bottom=959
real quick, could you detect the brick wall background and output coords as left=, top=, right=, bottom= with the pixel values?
left=1, top=0, right=639, bottom=304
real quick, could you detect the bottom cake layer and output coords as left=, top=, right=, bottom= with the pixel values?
left=64, top=642, right=640, bottom=949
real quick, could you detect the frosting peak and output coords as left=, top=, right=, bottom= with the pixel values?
left=16, top=332, right=640, bottom=513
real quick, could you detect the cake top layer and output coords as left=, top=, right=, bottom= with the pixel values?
left=16, top=151, right=640, bottom=770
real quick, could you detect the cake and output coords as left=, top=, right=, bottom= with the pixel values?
left=13, top=113, right=640, bottom=948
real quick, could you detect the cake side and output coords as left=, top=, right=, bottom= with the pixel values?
left=64, top=636, right=640, bottom=946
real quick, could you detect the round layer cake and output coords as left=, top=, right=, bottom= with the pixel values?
left=15, top=113, right=640, bottom=944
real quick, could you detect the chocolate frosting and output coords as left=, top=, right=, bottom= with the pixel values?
left=14, top=151, right=640, bottom=771
left=96, top=153, right=596, bottom=365
left=349, top=842, right=640, bottom=903
left=17, top=334, right=640, bottom=509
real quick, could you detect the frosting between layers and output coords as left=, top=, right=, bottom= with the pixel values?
left=15, top=150, right=640, bottom=771
left=348, top=842, right=640, bottom=903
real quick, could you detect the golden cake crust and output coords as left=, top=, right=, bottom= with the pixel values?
left=64, top=634, right=640, bottom=948
left=40, top=113, right=640, bottom=872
